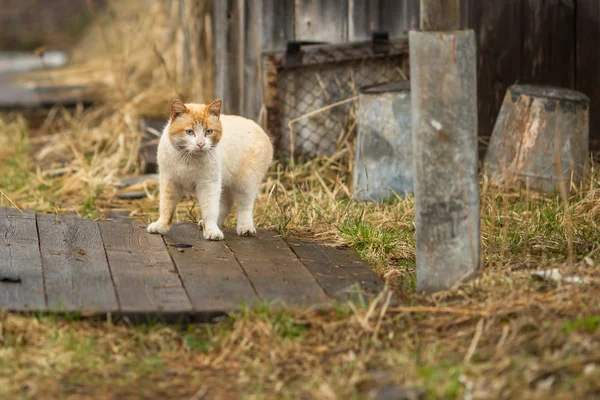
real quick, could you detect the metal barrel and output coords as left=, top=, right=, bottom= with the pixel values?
left=484, top=84, right=590, bottom=194
left=353, top=81, right=413, bottom=202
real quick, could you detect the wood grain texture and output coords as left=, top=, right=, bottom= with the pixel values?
left=420, top=0, right=460, bottom=31
left=403, top=0, right=421, bottom=31
left=286, top=239, right=385, bottom=301
left=521, top=0, right=575, bottom=88
left=348, top=0, right=379, bottom=40
left=295, top=0, right=348, bottom=43
left=242, top=0, right=296, bottom=123
left=0, top=209, right=386, bottom=318
left=576, top=0, right=600, bottom=147
left=212, top=0, right=229, bottom=109
left=99, top=222, right=192, bottom=313
left=37, top=213, right=118, bottom=312
left=227, top=0, right=245, bottom=115
left=225, top=230, right=329, bottom=306
left=261, top=0, right=295, bottom=50
left=242, top=0, right=262, bottom=119
left=379, top=0, right=417, bottom=36
left=0, top=208, right=45, bottom=311
left=465, top=0, right=522, bottom=145
left=164, top=224, right=258, bottom=311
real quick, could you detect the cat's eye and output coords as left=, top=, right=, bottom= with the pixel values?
left=205, top=129, right=213, bottom=136
left=185, top=129, right=194, bottom=136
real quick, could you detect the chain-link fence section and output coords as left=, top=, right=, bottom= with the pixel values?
left=262, top=34, right=409, bottom=160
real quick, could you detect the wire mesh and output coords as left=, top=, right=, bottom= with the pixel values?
left=263, top=37, right=409, bottom=160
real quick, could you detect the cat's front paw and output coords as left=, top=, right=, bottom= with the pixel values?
left=237, top=224, right=256, bottom=237
left=203, top=227, right=224, bottom=241
left=147, top=221, right=170, bottom=235
left=197, top=219, right=204, bottom=230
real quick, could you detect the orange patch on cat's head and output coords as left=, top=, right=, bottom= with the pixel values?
left=168, top=99, right=223, bottom=144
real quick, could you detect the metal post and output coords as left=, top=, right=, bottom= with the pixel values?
left=410, top=0, right=480, bottom=293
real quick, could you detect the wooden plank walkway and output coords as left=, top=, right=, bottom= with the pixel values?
left=0, top=208, right=385, bottom=321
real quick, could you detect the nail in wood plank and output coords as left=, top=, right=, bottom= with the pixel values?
left=225, top=230, right=329, bottom=306
left=0, top=208, right=45, bottom=310
left=163, top=223, right=258, bottom=312
left=286, top=239, right=385, bottom=301
left=37, top=213, right=118, bottom=312
left=99, top=222, right=192, bottom=313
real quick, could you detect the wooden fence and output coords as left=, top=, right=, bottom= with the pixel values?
left=211, top=0, right=600, bottom=150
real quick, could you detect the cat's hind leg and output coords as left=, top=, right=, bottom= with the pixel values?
left=218, top=189, right=233, bottom=226
left=233, top=188, right=258, bottom=237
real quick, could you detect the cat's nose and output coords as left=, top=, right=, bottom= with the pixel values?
left=196, top=142, right=205, bottom=149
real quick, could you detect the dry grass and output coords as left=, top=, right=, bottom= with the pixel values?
left=1, top=0, right=600, bottom=398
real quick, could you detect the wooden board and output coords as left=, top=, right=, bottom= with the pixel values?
left=163, top=224, right=258, bottom=311
left=37, top=213, right=118, bottom=312
left=465, top=0, right=522, bottom=145
left=521, top=0, right=576, bottom=88
left=286, top=239, right=385, bottom=301
left=348, top=0, right=379, bottom=41
left=225, top=230, right=329, bottom=306
left=0, top=209, right=385, bottom=320
left=227, top=0, right=245, bottom=115
left=388, top=0, right=419, bottom=35
left=212, top=0, right=229, bottom=111
left=0, top=74, right=99, bottom=109
left=242, top=0, right=261, bottom=120
left=576, top=0, right=600, bottom=148
left=99, top=221, right=192, bottom=313
left=261, top=0, right=295, bottom=50
left=403, top=0, right=421, bottom=31
left=295, top=0, right=348, bottom=43
left=0, top=208, right=45, bottom=310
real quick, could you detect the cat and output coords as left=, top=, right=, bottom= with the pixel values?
left=147, top=98, right=273, bottom=240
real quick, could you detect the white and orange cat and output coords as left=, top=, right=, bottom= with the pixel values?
left=147, top=99, right=273, bottom=240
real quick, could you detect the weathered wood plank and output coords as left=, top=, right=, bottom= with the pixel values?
left=466, top=0, right=522, bottom=147
left=295, top=0, right=348, bottom=43
left=403, top=0, right=421, bottom=31
left=459, top=0, right=470, bottom=29
left=225, top=230, right=329, bottom=306
left=379, top=0, right=416, bottom=36
left=521, top=0, right=575, bottom=88
left=37, top=213, right=118, bottom=312
left=286, top=239, right=385, bottom=301
left=0, top=208, right=45, bottom=311
left=212, top=0, right=229, bottom=108
left=242, top=0, right=262, bottom=120
left=262, top=0, right=295, bottom=50
left=163, top=224, right=258, bottom=311
left=262, top=37, right=409, bottom=68
left=259, top=0, right=295, bottom=141
left=576, top=0, right=600, bottom=149
left=99, top=222, right=192, bottom=313
left=420, top=0, right=460, bottom=31
left=227, top=0, right=245, bottom=115
left=348, top=0, right=379, bottom=40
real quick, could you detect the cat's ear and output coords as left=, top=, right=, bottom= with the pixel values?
left=170, top=99, right=187, bottom=119
left=207, top=99, right=222, bottom=119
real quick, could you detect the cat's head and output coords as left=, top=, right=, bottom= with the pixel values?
left=167, top=98, right=223, bottom=153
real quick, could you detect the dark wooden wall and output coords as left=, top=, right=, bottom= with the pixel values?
left=211, top=0, right=420, bottom=121
left=212, top=0, right=600, bottom=150
left=464, top=0, right=600, bottom=150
